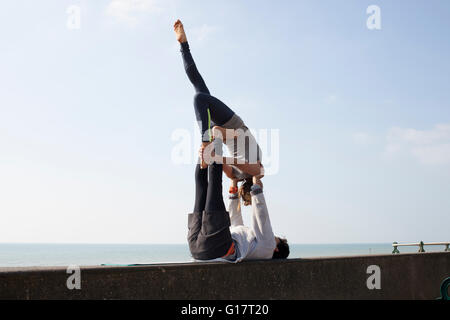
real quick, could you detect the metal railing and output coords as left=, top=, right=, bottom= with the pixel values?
left=392, top=241, right=450, bottom=254
left=438, top=278, right=450, bottom=300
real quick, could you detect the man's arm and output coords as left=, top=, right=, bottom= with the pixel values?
left=228, top=180, right=243, bottom=226
left=250, top=185, right=276, bottom=246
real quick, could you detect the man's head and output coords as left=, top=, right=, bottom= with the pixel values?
left=273, top=237, right=289, bottom=259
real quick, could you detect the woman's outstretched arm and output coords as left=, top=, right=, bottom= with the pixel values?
left=174, top=19, right=210, bottom=94
left=223, top=159, right=264, bottom=178
left=203, top=142, right=264, bottom=178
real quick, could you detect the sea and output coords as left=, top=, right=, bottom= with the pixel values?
left=0, top=243, right=444, bottom=267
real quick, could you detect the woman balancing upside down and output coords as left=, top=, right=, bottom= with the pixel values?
left=174, top=19, right=264, bottom=205
left=173, top=19, right=289, bottom=262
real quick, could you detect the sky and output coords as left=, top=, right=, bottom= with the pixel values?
left=0, top=0, right=449, bottom=244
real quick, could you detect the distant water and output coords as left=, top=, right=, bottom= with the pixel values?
left=0, top=243, right=445, bottom=267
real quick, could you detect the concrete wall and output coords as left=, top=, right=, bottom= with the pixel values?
left=0, top=252, right=448, bottom=300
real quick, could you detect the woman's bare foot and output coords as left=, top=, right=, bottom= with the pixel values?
left=173, top=19, right=187, bottom=43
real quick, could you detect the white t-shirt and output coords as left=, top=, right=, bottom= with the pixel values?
left=226, top=186, right=276, bottom=263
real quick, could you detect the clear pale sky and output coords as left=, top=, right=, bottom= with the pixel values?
left=1, top=0, right=449, bottom=244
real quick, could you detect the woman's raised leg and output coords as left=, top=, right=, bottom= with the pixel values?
left=175, top=20, right=210, bottom=95
left=174, top=20, right=235, bottom=143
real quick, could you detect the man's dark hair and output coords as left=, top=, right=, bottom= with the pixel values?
left=272, top=238, right=289, bottom=259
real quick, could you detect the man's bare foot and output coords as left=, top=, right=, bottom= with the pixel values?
left=173, top=19, right=187, bottom=43
left=199, top=141, right=212, bottom=169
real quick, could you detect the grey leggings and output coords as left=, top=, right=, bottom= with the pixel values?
left=180, top=41, right=236, bottom=142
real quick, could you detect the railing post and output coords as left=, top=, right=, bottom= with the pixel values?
left=392, top=242, right=400, bottom=254
left=418, top=241, right=425, bottom=253
left=445, top=244, right=449, bottom=252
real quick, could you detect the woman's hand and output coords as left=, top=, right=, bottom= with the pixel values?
left=252, top=167, right=264, bottom=189
left=252, top=176, right=263, bottom=189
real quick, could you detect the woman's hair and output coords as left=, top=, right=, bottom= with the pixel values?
left=272, top=237, right=290, bottom=259
left=238, top=178, right=253, bottom=207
